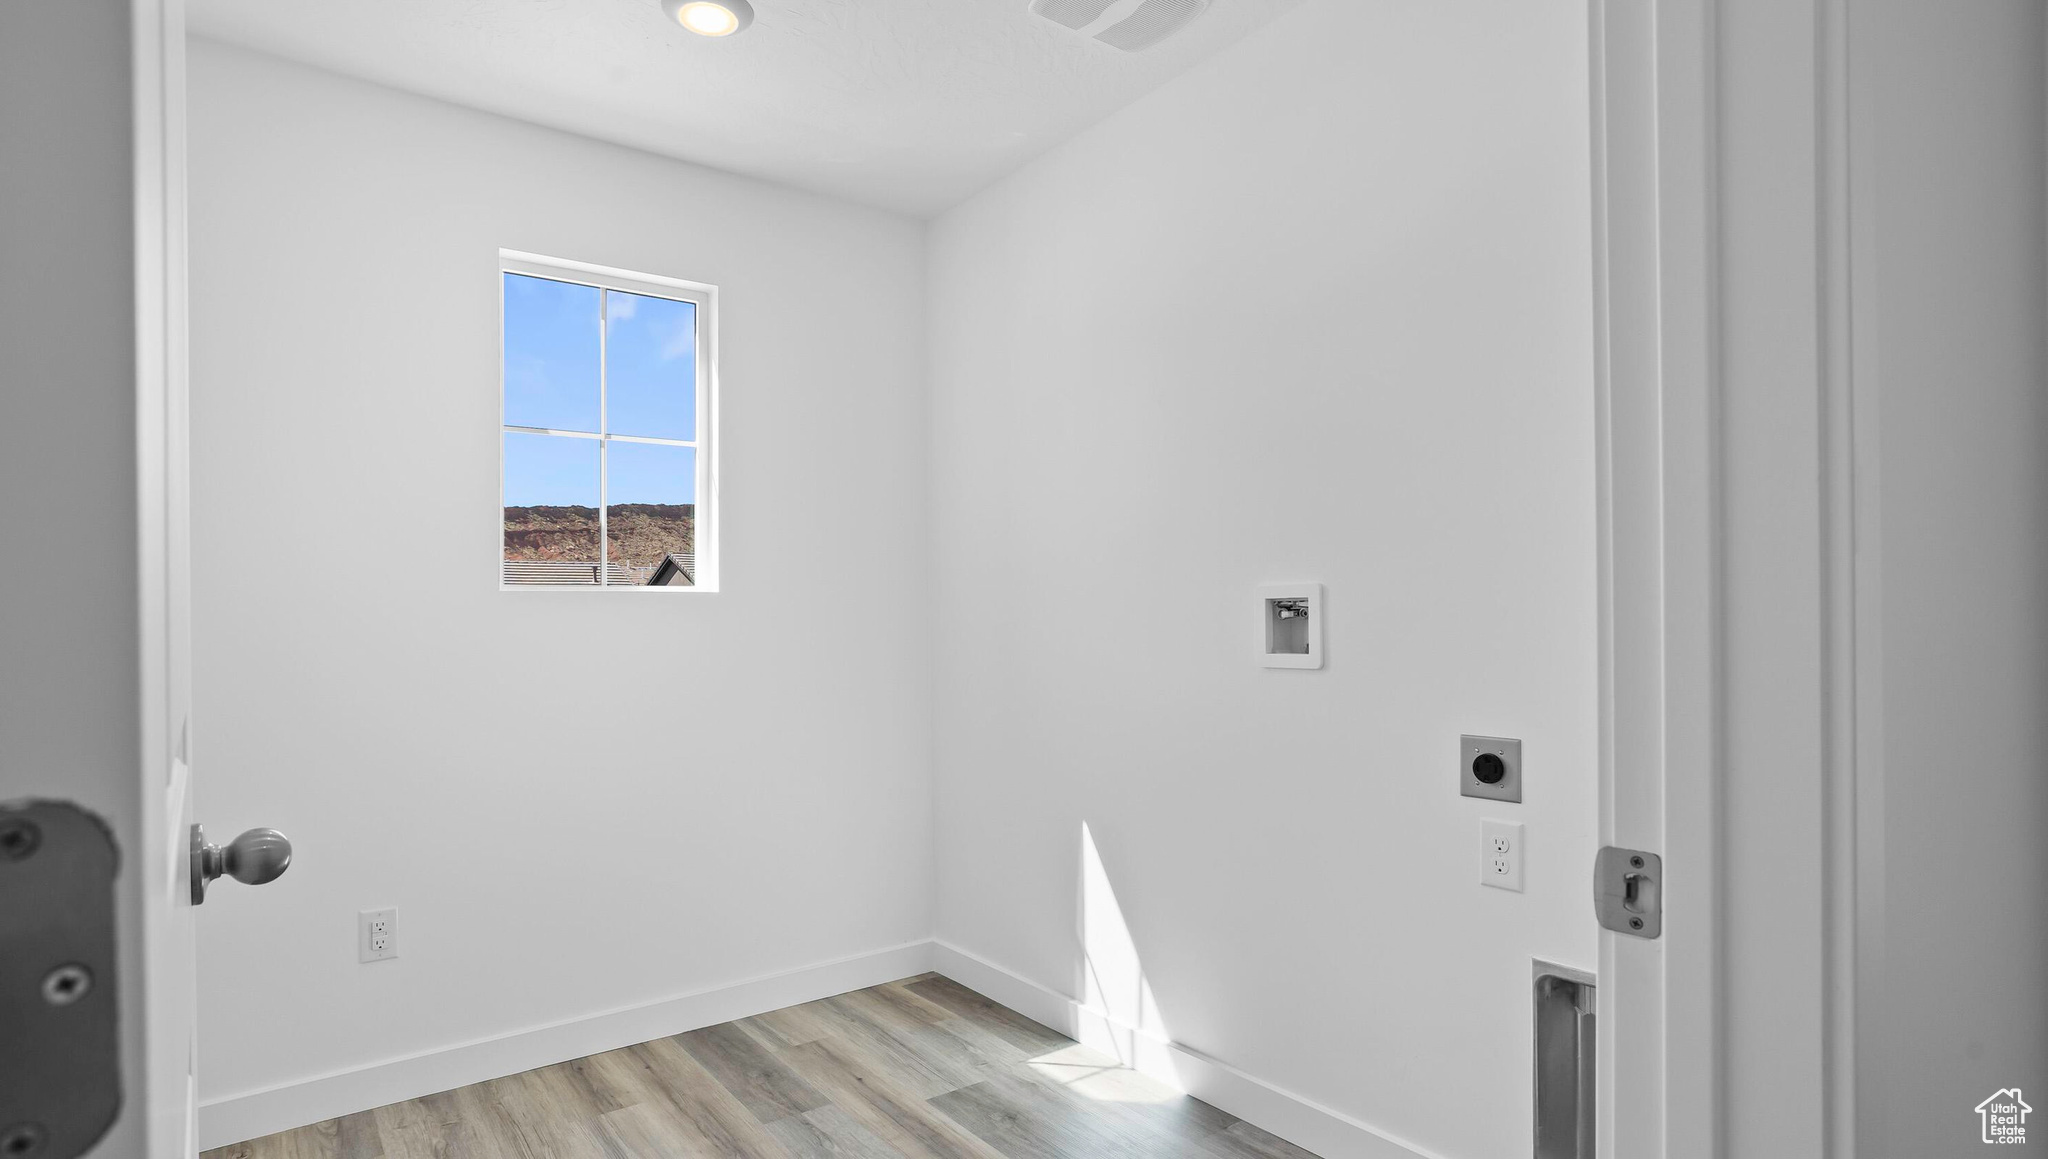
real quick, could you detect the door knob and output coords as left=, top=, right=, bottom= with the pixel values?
left=190, top=824, right=292, bottom=905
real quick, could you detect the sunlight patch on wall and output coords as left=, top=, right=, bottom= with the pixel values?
left=1057, top=822, right=1183, bottom=1095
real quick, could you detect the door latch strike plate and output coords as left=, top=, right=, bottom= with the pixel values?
left=1594, top=846, right=1662, bottom=939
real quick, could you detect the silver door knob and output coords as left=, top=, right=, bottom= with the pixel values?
left=190, top=824, right=292, bottom=905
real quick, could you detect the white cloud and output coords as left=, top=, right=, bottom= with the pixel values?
left=660, top=313, right=697, bottom=361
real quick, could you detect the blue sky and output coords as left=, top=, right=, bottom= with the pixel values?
left=502, top=273, right=698, bottom=507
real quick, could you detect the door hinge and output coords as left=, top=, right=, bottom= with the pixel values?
left=0, top=800, right=122, bottom=1158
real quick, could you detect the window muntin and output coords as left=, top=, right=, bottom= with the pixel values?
left=499, top=255, right=714, bottom=589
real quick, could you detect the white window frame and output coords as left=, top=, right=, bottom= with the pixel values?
left=498, top=250, right=719, bottom=592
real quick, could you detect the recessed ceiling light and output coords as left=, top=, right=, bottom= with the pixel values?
left=661, top=0, right=755, bottom=37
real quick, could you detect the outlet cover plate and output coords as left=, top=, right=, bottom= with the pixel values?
left=359, top=907, right=397, bottom=963
left=1460, top=734, right=1522, bottom=803
left=1482, top=818, right=1525, bottom=892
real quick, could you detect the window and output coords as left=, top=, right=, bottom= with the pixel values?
left=499, top=253, right=715, bottom=590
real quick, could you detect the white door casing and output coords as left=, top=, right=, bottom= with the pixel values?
left=137, top=0, right=200, bottom=1155
left=1589, top=2, right=1722, bottom=1155
left=1592, top=1, right=1865, bottom=1155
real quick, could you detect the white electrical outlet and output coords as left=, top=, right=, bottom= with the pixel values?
left=359, top=907, right=398, bottom=962
left=1481, top=819, right=1525, bottom=892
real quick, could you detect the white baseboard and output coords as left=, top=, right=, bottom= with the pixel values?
left=196, top=940, right=935, bottom=1151
left=930, top=940, right=1444, bottom=1159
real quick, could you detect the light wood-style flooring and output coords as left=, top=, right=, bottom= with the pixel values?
left=205, top=973, right=1322, bottom=1159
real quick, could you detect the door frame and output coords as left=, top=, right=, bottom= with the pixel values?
left=134, top=0, right=198, bottom=1154
left=1590, top=1, right=1862, bottom=1155
left=1589, top=2, right=1723, bottom=1153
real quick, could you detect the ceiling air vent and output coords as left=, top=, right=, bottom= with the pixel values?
left=1029, top=0, right=1213, bottom=52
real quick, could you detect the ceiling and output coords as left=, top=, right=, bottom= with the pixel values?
left=187, top=0, right=1306, bottom=217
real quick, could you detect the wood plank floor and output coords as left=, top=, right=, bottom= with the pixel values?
left=205, top=974, right=1323, bottom=1159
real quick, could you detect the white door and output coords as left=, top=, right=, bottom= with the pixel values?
left=0, top=3, right=241, bottom=1157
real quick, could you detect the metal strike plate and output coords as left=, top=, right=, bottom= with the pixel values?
left=1459, top=734, right=1522, bottom=803
left=1594, top=846, right=1662, bottom=938
left=0, top=800, right=122, bottom=1158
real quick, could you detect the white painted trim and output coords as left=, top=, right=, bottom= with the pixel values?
left=500, top=251, right=717, bottom=302
left=1588, top=1, right=1725, bottom=1155
left=1593, top=4, right=1872, bottom=1155
left=135, top=1, right=202, bottom=1155
left=931, top=941, right=1440, bottom=1159
left=196, top=940, right=934, bottom=1150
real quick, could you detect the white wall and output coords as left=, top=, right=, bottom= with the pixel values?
left=186, top=39, right=932, bottom=1118
left=925, top=2, right=1597, bottom=1156
left=1851, top=3, right=2048, bottom=1153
